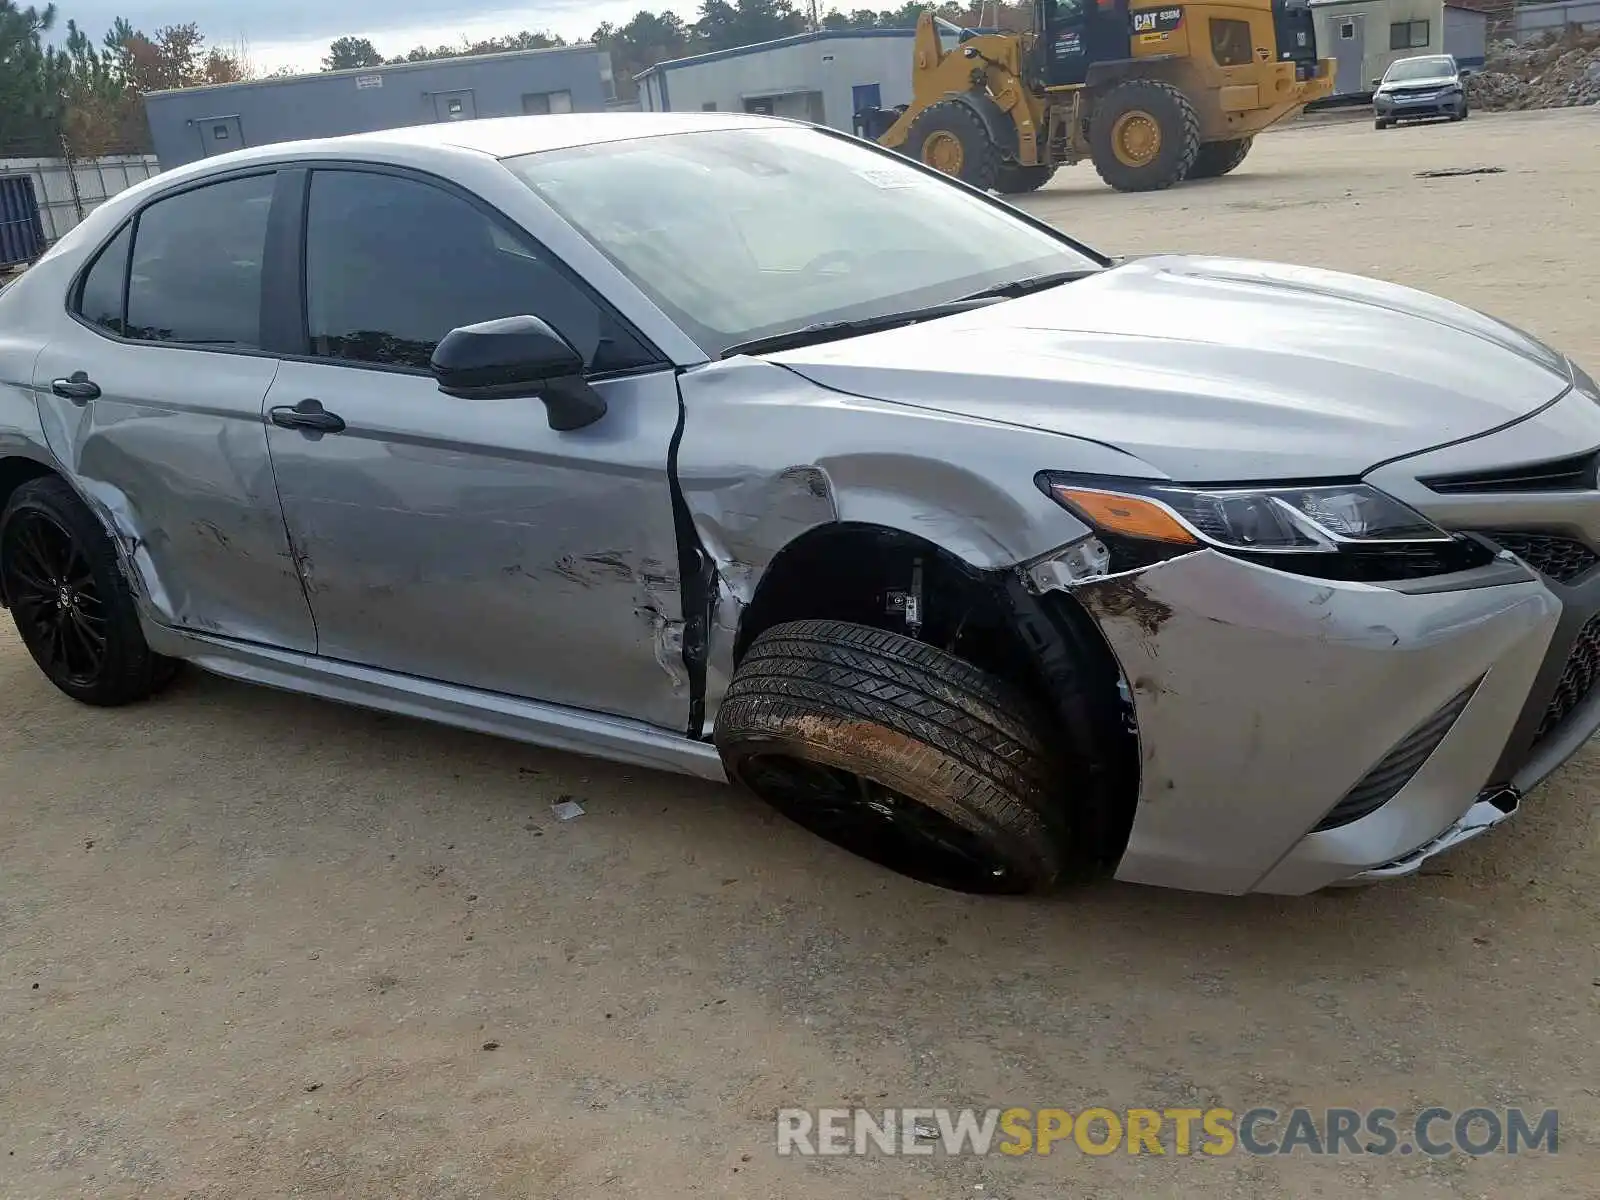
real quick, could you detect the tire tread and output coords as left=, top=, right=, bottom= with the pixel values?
left=716, top=619, right=1067, bottom=892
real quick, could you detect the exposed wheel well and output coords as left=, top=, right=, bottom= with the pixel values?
left=733, top=523, right=1139, bottom=867
left=0, top=458, right=58, bottom=607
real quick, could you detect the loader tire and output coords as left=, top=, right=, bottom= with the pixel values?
left=995, top=163, right=1056, bottom=194
left=714, top=619, right=1067, bottom=894
left=1187, top=136, right=1253, bottom=180
left=1089, top=79, right=1200, bottom=192
left=905, top=100, right=1000, bottom=191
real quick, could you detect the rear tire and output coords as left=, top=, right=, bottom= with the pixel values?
left=715, top=620, right=1067, bottom=894
left=1187, top=136, right=1253, bottom=179
left=1, top=475, right=178, bottom=706
left=1089, top=78, right=1200, bottom=192
left=904, top=99, right=1000, bottom=191
left=995, top=163, right=1056, bottom=194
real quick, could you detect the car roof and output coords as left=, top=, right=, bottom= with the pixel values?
left=64, top=112, right=795, bottom=250
left=356, top=110, right=778, bottom=155
left=190, top=112, right=778, bottom=172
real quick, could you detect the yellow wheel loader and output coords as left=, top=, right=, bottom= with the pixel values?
left=868, top=3, right=1334, bottom=193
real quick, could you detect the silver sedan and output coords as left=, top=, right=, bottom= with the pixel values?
left=1, top=113, right=1595, bottom=896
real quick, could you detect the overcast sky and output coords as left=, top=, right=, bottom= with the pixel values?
left=56, top=0, right=669, bottom=74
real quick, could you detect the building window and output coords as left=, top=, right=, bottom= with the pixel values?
left=1339, top=19, right=1355, bottom=39
left=701, top=101, right=717, bottom=111
left=1390, top=19, right=1429, bottom=49
left=522, top=90, right=574, bottom=115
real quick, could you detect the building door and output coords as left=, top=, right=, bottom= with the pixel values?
left=1332, top=15, right=1365, bottom=94
left=744, top=97, right=776, bottom=115
left=196, top=115, right=243, bottom=157
left=432, top=90, right=477, bottom=121
left=851, top=83, right=882, bottom=116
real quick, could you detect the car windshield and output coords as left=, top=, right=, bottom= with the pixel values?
left=504, top=126, right=1100, bottom=357
left=1385, top=57, right=1454, bottom=82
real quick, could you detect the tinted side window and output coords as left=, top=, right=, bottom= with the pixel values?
left=304, top=169, right=656, bottom=374
left=126, top=173, right=275, bottom=347
left=75, top=223, right=132, bottom=335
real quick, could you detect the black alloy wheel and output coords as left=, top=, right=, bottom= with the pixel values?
left=3, top=507, right=109, bottom=688
left=737, top=752, right=1020, bottom=893
left=1, top=475, right=177, bottom=705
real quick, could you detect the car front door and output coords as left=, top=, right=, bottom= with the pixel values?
left=32, top=169, right=318, bottom=651
left=262, top=165, right=691, bottom=730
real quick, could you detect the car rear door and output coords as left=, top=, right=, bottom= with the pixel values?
left=31, top=169, right=317, bottom=651
left=261, top=164, right=691, bottom=730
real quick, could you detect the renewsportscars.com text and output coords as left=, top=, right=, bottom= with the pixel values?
left=776, top=1106, right=1558, bottom=1157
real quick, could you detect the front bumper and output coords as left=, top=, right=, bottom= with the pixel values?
left=1069, top=552, right=1561, bottom=894
left=1049, top=379, right=1600, bottom=895
left=1334, top=787, right=1519, bottom=884
left=1376, top=91, right=1466, bottom=119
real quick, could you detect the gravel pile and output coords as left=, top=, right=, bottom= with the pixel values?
left=1465, top=30, right=1600, bottom=111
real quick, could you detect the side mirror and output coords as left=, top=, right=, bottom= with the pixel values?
left=430, top=315, right=606, bottom=432
left=1370, top=77, right=1382, bottom=87
left=1459, top=67, right=1474, bottom=78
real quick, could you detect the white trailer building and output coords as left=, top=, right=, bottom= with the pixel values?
left=1312, top=0, right=1447, bottom=98
left=637, top=28, right=961, bottom=135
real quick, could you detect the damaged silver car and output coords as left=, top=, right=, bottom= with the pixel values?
left=1, top=113, right=1595, bottom=896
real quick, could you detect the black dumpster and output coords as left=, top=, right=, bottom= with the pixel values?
left=0, top=175, right=46, bottom=269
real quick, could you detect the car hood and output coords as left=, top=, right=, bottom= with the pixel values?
left=770, top=255, right=1573, bottom=481
left=1377, top=74, right=1458, bottom=92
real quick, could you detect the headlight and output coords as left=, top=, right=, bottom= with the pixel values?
left=1039, top=475, right=1449, bottom=552
left=1035, top=473, right=1492, bottom=581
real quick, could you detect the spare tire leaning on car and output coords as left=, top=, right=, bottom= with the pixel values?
left=714, top=619, right=1069, bottom=894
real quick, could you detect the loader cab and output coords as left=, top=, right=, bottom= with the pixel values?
left=1037, top=0, right=1134, bottom=87
left=1271, top=0, right=1322, bottom=79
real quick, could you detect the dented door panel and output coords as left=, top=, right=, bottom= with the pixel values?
left=263, top=360, right=689, bottom=730
left=674, top=357, right=1146, bottom=726
left=32, top=334, right=317, bottom=650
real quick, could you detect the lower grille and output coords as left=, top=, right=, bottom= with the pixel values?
left=1535, top=612, right=1600, bottom=741
left=1484, top=532, right=1600, bottom=584
left=1313, top=681, right=1480, bottom=831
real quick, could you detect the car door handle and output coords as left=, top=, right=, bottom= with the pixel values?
left=269, top=398, right=346, bottom=434
left=50, top=372, right=100, bottom=403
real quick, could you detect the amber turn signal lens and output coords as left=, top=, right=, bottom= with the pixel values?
left=1050, top=486, right=1200, bottom=545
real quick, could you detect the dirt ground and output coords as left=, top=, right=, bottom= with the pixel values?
left=3, top=109, right=1599, bottom=1199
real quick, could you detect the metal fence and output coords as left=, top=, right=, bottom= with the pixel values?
left=1513, top=0, right=1600, bottom=40
left=0, top=154, right=162, bottom=247
left=0, top=176, right=46, bottom=268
